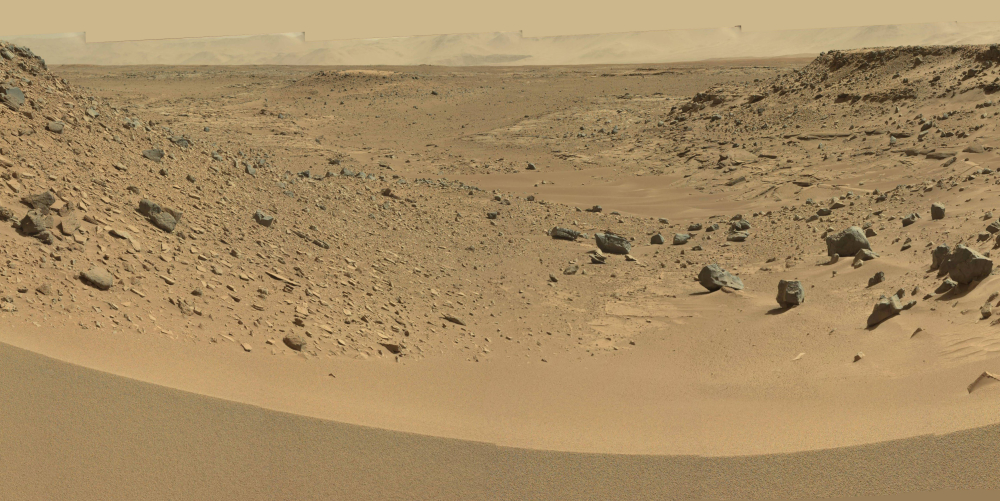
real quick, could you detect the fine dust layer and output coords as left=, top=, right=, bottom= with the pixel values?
left=4, top=41, right=1000, bottom=496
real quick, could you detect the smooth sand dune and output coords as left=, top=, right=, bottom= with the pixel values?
left=5, top=340, right=1000, bottom=500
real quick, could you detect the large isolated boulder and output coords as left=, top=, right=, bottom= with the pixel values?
left=698, top=264, right=744, bottom=292
left=826, top=226, right=871, bottom=257
left=595, top=233, right=630, bottom=255
left=776, top=280, right=804, bottom=308
left=939, top=244, right=993, bottom=284
left=80, top=266, right=113, bottom=291
left=550, top=227, right=581, bottom=241
left=867, top=295, right=904, bottom=327
left=673, top=233, right=691, bottom=245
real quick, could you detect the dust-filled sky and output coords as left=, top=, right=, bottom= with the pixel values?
left=0, top=0, right=995, bottom=42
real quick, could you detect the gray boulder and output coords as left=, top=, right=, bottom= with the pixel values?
left=727, top=232, right=749, bottom=242
left=867, top=295, right=904, bottom=327
left=939, top=244, right=993, bottom=284
left=21, top=191, right=56, bottom=210
left=673, top=233, right=691, bottom=245
left=776, top=280, right=804, bottom=308
left=650, top=233, right=666, bottom=245
left=595, top=233, right=631, bottom=255
left=826, top=226, right=871, bottom=257
left=698, top=264, right=744, bottom=292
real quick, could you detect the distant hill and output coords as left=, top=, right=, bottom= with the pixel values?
left=3, top=22, right=1000, bottom=66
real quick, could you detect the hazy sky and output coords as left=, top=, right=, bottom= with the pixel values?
left=1, top=0, right=993, bottom=42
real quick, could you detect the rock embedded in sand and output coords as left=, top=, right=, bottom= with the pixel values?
left=939, top=244, right=993, bottom=284
left=902, top=213, right=920, bottom=227
left=138, top=199, right=161, bottom=216
left=673, top=233, right=691, bottom=245
left=776, top=280, right=804, bottom=308
left=650, top=233, right=666, bottom=245
left=80, top=266, right=113, bottom=291
left=931, top=203, right=946, bottom=220
left=46, top=121, right=64, bottom=134
left=698, top=264, right=744, bottom=292
left=868, top=271, right=886, bottom=287
left=727, top=232, right=749, bottom=242
left=594, top=233, right=630, bottom=255
left=283, top=334, right=307, bottom=351
left=550, top=227, right=581, bottom=241
left=142, top=149, right=164, bottom=162
left=826, top=226, right=871, bottom=257
left=867, top=295, right=904, bottom=327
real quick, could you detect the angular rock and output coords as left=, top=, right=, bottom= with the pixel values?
left=254, top=210, right=275, bottom=227
left=867, top=295, right=904, bottom=327
left=902, top=213, right=920, bottom=227
left=673, top=233, right=691, bottom=245
left=939, top=244, right=993, bottom=284
left=138, top=199, right=161, bottom=216
left=698, top=264, right=744, bottom=292
left=19, top=210, right=52, bottom=235
left=21, top=191, right=56, bottom=210
left=931, top=244, right=950, bottom=270
left=931, top=203, right=945, bottom=220
left=868, top=271, right=885, bottom=287
left=727, top=232, right=749, bottom=242
left=826, top=226, right=871, bottom=257
left=650, top=233, right=666, bottom=245
left=776, top=280, right=805, bottom=308
left=595, top=233, right=630, bottom=255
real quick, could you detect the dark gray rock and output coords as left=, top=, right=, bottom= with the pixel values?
left=673, top=233, right=691, bottom=245
left=902, top=213, right=920, bottom=227
left=826, top=226, right=871, bottom=257
left=931, top=203, right=945, bottom=220
left=254, top=210, right=275, bottom=227
left=698, top=264, right=744, bottom=292
left=731, top=220, right=751, bottom=231
left=776, top=280, right=805, bottom=308
left=595, top=233, right=631, bottom=255
left=81, top=266, right=113, bottom=291
left=650, top=233, right=666, bottom=245
left=688, top=223, right=703, bottom=231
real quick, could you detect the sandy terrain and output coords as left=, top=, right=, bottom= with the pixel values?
left=3, top=41, right=1000, bottom=498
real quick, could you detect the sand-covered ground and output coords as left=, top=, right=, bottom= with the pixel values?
left=3, top=42, right=1000, bottom=498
